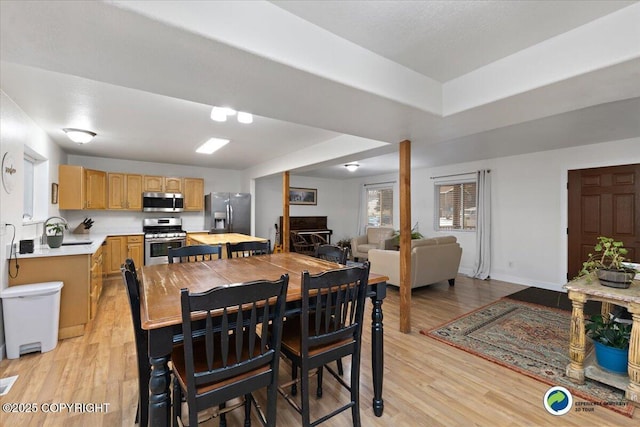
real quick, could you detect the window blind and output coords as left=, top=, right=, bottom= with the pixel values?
left=436, top=181, right=476, bottom=230
left=366, top=187, right=393, bottom=227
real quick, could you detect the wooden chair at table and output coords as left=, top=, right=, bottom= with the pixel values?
left=290, top=232, right=315, bottom=256
left=168, top=244, right=223, bottom=263
left=172, top=275, right=289, bottom=427
left=314, top=244, right=347, bottom=264
left=120, top=258, right=150, bottom=427
left=278, top=263, right=370, bottom=427
left=309, top=233, right=328, bottom=248
left=226, top=240, right=271, bottom=258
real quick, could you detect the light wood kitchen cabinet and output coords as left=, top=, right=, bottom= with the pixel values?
left=59, top=165, right=107, bottom=210
left=105, top=236, right=127, bottom=275
left=108, top=173, right=143, bottom=210
left=8, top=246, right=104, bottom=339
left=144, top=175, right=183, bottom=193
left=127, top=235, right=144, bottom=268
left=90, top=246, right=103, bottom=320
left=183, top=177, right=204, bottom=211
left=105, top=235, right=143, bottom=275
left=85, top=169, right=107, bottom=209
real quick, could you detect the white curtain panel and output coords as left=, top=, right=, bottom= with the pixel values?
left=471, top=169, right=491, bottom=279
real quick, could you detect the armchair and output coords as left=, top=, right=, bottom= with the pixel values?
left=350, top=226, right=394, bottom=261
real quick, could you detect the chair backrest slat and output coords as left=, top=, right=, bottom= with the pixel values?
left=226, top=240, right=271, bottom=258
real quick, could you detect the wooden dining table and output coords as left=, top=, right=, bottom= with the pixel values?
left=139, top=252, right=388, bottom=427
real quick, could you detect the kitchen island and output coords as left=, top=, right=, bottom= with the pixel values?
left=187, top=232, right=267, bottom=247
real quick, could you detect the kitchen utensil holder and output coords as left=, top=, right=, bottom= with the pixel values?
left=73, top=224, right=90, bottom=234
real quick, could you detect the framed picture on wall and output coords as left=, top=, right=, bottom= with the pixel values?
left=289, top=187, right=317, bottom=205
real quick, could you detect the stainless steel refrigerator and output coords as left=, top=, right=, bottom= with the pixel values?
left=204, top=192, right=251, bottom=235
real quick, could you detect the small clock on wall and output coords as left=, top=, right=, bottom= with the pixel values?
left=2, top=151, right=17, bottom=194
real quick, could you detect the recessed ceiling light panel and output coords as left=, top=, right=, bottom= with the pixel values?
left=196, top=137, right=230, bottom=154
left=345, top=163, right=359, bottom=172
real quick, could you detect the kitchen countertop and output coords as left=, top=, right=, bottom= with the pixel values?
left=188, top=233, right=267, bottom=245
left=7, top=232, right=144, bottom=259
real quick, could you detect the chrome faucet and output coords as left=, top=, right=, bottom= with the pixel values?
left=42, top=216, right=68, bottom=244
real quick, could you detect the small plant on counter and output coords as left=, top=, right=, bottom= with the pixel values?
left=46, top=222, right=67, bottom=236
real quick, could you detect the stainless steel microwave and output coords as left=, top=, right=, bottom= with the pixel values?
left=142, top=192, right=184, bottom=212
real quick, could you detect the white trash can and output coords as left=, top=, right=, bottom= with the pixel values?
left=1, top=281, right=64, bottom=359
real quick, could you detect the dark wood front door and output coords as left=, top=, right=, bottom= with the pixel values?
left=568, top=163, right=640, bottom=279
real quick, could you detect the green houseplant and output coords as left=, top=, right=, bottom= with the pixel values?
left=585, top=313, right=630, bottom=374
left=389, top=223, right=424, bottom=247
left=578, top=236, right=636, bottom=288
left=46, top=222, right=67, bottom=248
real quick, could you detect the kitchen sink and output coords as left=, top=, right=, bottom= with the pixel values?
left=61, top=241, right=93, bottom=246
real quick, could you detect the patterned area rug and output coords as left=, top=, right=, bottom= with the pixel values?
left=421, top=298, right=635, bottom=418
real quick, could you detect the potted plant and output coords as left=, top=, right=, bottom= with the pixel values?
left=585, top=313, right=630, bottom=374
left=389, top=223, right=424, bottom=248
left=336, top=238, right=352, bottom=260
left=46, top=222, right=67, bottom=248
left=578, top=236, right=636, bottom=288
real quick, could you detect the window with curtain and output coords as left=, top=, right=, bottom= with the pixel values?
left=435, top=181, right=477, bottom=231
left=365, top=186, right=393, bottom=227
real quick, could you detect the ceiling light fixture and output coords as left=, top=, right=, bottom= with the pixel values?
left=196, top=137, right=230, bottom=154
left=237, top=112, right=253, bottom=124
left=345, top=163, right=359, bottom=172
left=210, top=107, right=228, bottom=122
left=211, top=106, right=253, bottom=124
left=62, top=128, right=97, bottom=144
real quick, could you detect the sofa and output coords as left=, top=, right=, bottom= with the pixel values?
left=368, top=236, right=462, bottom=288
left=350, top=227, right=395, bottom=260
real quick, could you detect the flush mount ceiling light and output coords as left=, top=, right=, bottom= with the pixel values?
left=210, top=106, right=253, bottom=124
left=62, top=128, right=97, bottom=144
left=237, top=111, right=253, bottom=124
left=345, top=163, right=360, bottom=172
left=196, top=137, right=230, bottom=154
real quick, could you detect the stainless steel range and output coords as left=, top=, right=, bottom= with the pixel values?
left=143, top=217, right=187, bottom=265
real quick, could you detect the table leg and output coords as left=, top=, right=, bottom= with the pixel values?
left=626, top=303, right=640, bottom=404
left=566, top=291, right=587, bottom=383
left=371, top=284, right=385, bottom=417
left=148, top=355, right=171, bottom=427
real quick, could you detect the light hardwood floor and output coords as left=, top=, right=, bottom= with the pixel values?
left=0, top=274, right=636, bottom=426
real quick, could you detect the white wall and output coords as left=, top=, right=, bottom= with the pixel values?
left=410, top=137, right=640, bottom=290
left=0, top=90, right=67, bottom=359
left=255, top=174, right=361, bottom=246
left=255, top=137, right=640, bottom=292
left=66, top=155, right=244, bottom=233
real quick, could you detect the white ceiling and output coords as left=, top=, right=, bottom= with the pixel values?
left=1, top=0, right=639, bottom=179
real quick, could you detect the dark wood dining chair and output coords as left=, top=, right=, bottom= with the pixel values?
left=120, top=258, right=149, bottom=426
left=278, top=263, right=370, bottom=427
left=309, top=233, right=328, bottom=248
left=172, top=275, right=289, bottom=427
left=314, top=244, right=347, bottom=264
left=168, top=244, right=223, bottom=263
left=226, top=240, right=271, bottom=258
left=290, top=232, right=315, bottom=256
